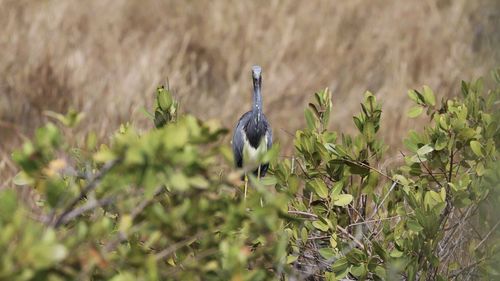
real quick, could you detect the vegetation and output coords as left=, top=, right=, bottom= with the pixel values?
left=2, top=1, right=500, bottom=183
left=1, top=70, right=499, bottom=280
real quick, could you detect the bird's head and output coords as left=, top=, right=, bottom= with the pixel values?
left=252, top=65, right=262, bottom=86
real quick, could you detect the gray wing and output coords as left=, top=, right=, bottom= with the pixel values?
left=232, top=111, right=251, bottom=168
left=263, top=115, right=272, bottom=150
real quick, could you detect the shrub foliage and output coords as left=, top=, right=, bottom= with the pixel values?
left=1, top=71, right=499, bottom=280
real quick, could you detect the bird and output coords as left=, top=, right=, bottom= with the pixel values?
left=232, top=65, right=273, bottom=180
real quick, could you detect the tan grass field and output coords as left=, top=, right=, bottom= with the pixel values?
left=0, top=0, right=499, bottom=183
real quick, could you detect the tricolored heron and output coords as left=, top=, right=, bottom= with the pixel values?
left=232, top=66, right=272, bottom=195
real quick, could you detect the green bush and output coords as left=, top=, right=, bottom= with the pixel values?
left=1, top=71, right=499, bottom=280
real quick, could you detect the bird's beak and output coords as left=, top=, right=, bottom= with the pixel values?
left=252, top=66, right=262, bottom=81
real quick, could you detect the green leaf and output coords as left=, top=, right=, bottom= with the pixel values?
left=189, top=176, right=209, bottom=189
left=286, top=255, right=299, bottom=264
left=110, top=273, right=136, bottom=281
left=434, top=133, right=448, bottom=151
left=308, top=103, right=320, bottom=118
left=157, top=87, right=173, bottom=110
left=422, top=85, right=436, bottom=106
left=141, top=107, right=155, bottom=120
left=319, top=248, right=336, bottom=260
left=390, top=249, right=403, bottom=258
left=363, top=122, right=375, bottom=142
left=393, top=174, right=410, bottom=186
left=331, top=181, right=343, bottom=197
left=0, top=189, right=18, bottom=222
left=50, top=244, right=68, bottom=262
left=301, top=227, right=308, bottom=243
left=407, top=90, right=419, bottom=102
left=164, top=124, right=189, bottom=149
left=259, top=176, right=278, bottom=186
left=407, top=106, right=423, bottom=118
left=407, top=219, right=424, bottom=232
left=417, top=144, right=434, bottom=156
left=46, top=178, right=67, bottom=208
left=351, top=264, right=367, bottom=277
left=374, top=265, right=387, bottom=280
left=353, top=116, right=363, bottom=132
left=308, top=178, right=329, bottom=199
left=476, top=162, right=485, bottom=176
left=13, top=171, right=35, bottom=186
left=312, top=220, right=330, bottom=232
left=346, top=248, right=366, bottom=264
left=324, top=272, right=336, bottom=281
left=345, top=160, right=370, bottom=175
left=470, top=140, right=483, bottom=157
left=333, top=194, right=353, bottom=206
left=305, top=108, right=316, bottom=130
left=170, top=173, right=190, bottom=191
left=93, top=147, right=116, bottom=163
left=461, top=80, right=469, bottom=97
left=332, top=257, right=349, bottom=276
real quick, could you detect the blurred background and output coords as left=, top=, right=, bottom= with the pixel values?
left=0, top=0, right=499, bottom=182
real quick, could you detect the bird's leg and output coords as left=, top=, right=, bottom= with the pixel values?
left=244, top=173, right=248, bottom=201
left=257, top=166, right=264, bottom=207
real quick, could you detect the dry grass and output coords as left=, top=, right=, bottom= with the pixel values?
left=0, top=0, right=499, bottom=182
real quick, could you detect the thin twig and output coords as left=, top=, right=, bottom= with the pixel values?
left=288, top=210, right=318, bottom=218
left=347, top=214, right=403, bottom=227
left=450, top=256, right=487, bottom=279
left=0, top=120, right=29, bottom=140
left=368, top=181, right=397, bottom=220
left=155, top=231, right=205, bottom=260
left=104, top=186, right=165, bottom=252
left=474, top=219, right=500, bottom=251
left=336, top=224, right=365, bottom=250
left=448, top=147, right=455, bottom=183
left=417, top=154, right=443, bottom=189
left=54, top=159, right=121, bottom=227
left=341, top=158, right=395, bottom=183
left=287, top=210, right=365, bottom=250
left=58, top=197, right=115, bottom=225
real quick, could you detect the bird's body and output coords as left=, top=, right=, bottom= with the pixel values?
left=232, top=66, right=272, bottom=177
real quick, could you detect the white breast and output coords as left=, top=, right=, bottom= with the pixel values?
left=242, top=129, right=268, bottom=166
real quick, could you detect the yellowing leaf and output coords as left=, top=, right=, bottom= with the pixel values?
left=167, top=257, right=176, bottom=266
left=13, top=171, right=34, bottom=186
left=390, top=249, right=403, bottom=258
left=119, top=215, right=133, bottom=233
left=93, top=148, right=116, bottom=163
left=333, top=194, right=353, bottom=207
left=51, top=244, right=68, bottom=262
left=43, top=158, right=67, bottom=177
left=439, top=187, right=446, bottom=202
left=286, top=255, right=299, bottom=264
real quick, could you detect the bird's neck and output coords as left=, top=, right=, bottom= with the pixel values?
left=252, top=79, right=262, bottom=122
